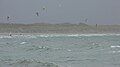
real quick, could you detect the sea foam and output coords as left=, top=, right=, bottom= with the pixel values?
left=36, top=34, right=120, bottom=37
left=0, top=34, right=120, bottom=38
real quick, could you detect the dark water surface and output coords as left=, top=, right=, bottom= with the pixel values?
left=0, top=34, right=120, bottom=67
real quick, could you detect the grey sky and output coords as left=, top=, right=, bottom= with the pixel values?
left=0, top=0, right=120, bottom=24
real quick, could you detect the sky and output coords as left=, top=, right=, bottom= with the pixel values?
left=0, top=0, right=120, bottom=24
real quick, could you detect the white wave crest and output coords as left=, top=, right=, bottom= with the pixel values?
left=0, top=34, right=120, bottom=38
left=0, top=36, right=12, bottom=38
left=0, top=35, right=37, bottom=39
left=110, top=45, right=120, bottom=48
left=36, top=34, right=120, bottom=37
left=20, top=42, right=27, bottom=44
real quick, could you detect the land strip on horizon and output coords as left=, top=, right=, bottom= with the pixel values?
left=0, top=23, right=120, bottom=34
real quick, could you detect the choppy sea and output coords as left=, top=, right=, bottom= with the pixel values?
left=0, top=34, right=120, bottom=67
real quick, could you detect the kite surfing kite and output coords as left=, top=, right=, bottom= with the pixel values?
left=36, top=12, right=39, bottom=16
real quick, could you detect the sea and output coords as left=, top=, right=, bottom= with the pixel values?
left=0, top=34, right=120, bottom=67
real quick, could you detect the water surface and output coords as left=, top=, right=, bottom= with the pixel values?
left=0, top=34, right=120, bottom=67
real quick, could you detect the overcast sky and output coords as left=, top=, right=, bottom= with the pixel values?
left=0, top=0, right=120, bottom=24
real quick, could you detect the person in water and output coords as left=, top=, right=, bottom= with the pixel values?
left=7, top=16, right=10, bottom=21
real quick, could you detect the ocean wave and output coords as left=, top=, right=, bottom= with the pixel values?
left=0, top=36, right=13, bottom=38
left=34, top=34, right=120, bottom=37
left=20, top=42, right=27, bottom=45
left=110, top=45, right=120, bottom=48
left=0, top=34, right=120, bottom=38
left=0, top=59, right=58, bottom=67
left=0, top=35, right=37, bottom=39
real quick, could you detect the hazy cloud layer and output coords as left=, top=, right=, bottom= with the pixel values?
left=0, top=0, right=120, bottom=24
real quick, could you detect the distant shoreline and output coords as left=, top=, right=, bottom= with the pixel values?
left=0, top=23, right=120, bottom=34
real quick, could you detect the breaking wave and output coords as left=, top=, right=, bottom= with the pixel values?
left=0, top=59, right=58, bottom=67
left=35, top=34, right=120, bottom=37
left=0, top=33, right=120, bottom=38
